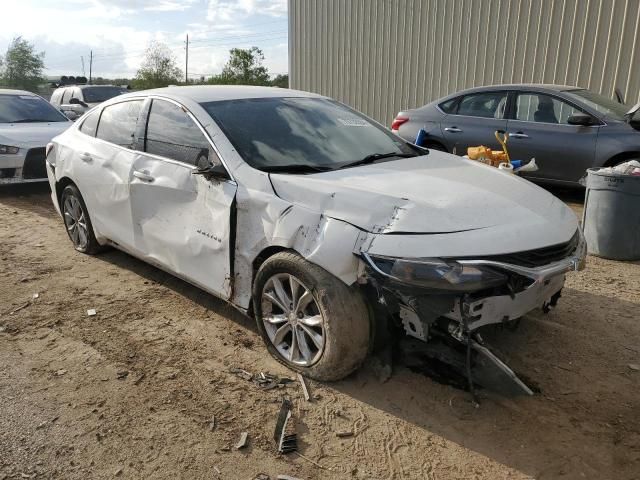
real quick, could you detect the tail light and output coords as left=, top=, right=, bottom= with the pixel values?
left=45, top=142, right=54, bottom=158
left=391, top=115, right=409, bottom=131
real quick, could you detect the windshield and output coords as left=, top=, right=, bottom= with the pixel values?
left=200, top=97, right=416, bottom=172
left=82, top=86, right=127, bottom=103
left=0, top=94, right=68, bottom=123
left=565, top=89, right=629, bottom=120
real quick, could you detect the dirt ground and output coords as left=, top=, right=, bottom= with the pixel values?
left=0, top=184, right=638, bottom=480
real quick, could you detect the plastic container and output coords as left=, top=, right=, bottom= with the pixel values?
left=582, top=168, right=640, bottom=260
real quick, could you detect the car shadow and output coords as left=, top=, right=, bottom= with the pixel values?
left=332, top=286, right=640, bottom=478
left=0, top=183, right=55, bottom=219
left=87, top=243, right=640, bottom=479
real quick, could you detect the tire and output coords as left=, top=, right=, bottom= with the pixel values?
left=60, top=184, right=102, bottom=255
left=253, top=251, right=371, bottom=381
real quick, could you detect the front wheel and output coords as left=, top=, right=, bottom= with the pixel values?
left=253, top=252, right=371, bottom=381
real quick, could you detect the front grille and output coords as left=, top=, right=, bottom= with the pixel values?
left=462, top=231, right=580, bottom=268
left=22, top=148, right=47, bottom=179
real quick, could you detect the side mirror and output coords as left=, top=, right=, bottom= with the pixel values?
left=192, top=161, right=229, bottom=181
left=567, top=113, right=594, bottom=126
left=69, top=97, right=80, bottom=105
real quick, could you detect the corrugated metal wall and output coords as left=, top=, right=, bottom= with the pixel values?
left=289, top=0, right=640, bottom=125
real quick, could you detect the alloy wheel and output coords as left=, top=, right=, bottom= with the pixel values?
left=63, top=194, right=88, bottom=250
left=260, top=273, right=325, bottom=366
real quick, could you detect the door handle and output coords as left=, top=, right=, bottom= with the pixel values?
left=133, top=170, right=155, bottom=182
left=79, top=152, right=92, bottom=163
left=509, top=132, right=529, bottom=139
left=444, top=127, right=463, bottom=133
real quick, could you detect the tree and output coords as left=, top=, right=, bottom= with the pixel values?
left=209, top=47, right=270, bottom=85
left=270, top=74, right=289, bottom=88
left=0, top=37, right=45, bottom=91
left=133, top=41, right=182, bottom=89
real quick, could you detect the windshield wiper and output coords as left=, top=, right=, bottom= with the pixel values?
left=339, top=152, right=417, bottom=170
left=261, top=164, right=333, bottom=174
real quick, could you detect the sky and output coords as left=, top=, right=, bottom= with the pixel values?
left=0, top=0, right=288, bottom=80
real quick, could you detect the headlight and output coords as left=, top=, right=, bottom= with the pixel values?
left=0, top=144, right=19, bottom=154
left=366, top=255, right=508, bottom=292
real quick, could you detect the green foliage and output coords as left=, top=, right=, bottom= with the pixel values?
left=208, top=47, right=270, bottom=86
left=133, top=41, right=182, bottom=89
left=270, top=74, right=289, bottom=88
left=0, top=37, right=45, bottom=92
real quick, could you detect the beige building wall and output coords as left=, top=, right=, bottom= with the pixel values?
left=289, top=0, right=640, bottom=125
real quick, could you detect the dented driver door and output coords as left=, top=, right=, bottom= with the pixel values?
left=128, top=98, right=237, bottom=300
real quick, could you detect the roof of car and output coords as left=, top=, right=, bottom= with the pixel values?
left=130, top=85, right=323, bottom=103
left=0, top=88, right=38, bottom=96
left=450, top=83, right=582, bottom=96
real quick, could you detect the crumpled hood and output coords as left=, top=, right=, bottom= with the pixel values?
left=270, top=153, right=578, bottom=249
left=0, top=122, right=71, bottom=148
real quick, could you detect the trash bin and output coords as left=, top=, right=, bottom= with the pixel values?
left=582, top=168, right=640, bottom=260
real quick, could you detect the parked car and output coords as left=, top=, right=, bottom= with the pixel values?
left=50, top=84, right=128, bottom=121
left=0, top=89, right=71, bottom=184
left=392, top=84, right=640, bottom=186
left=46, top=86, right=585, bottom=392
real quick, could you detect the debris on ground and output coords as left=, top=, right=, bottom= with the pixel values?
left=296, top=373, right=310, bottom=401
left=335, top=430, right=353, bottom=438
left=628, top=363, right=640, bottom=371
left=276, top=475, right=302, bottom=480
left=8, top=302, right=30, bottom=315
left=253, top=474, right=270, bottom=480
left=116, top=370, right=129, bottom=379
left=87, top=309, right=97, bottom=316
left=133, top=373, right=145, bottom=385
left=208, top=415, right=216, bottom=431
left=32, top=293, right=39, bottom=299
left=229, top=367, right=293, bottom=390
left=54, top=369, right=67, bottom=376
left=235, top=431, right=249, bottom=450
left=274, top=398, right=297, bottom=454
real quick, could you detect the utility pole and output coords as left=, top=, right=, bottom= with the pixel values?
left=89, top=50, right=93, bottom=84
left=185, top=34, right=189, bottom=84
left=81, top=56, right=85, bottom=76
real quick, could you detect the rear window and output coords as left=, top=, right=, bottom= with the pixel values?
left=82, top=86, right=127, bottom=103
left=95, top=100, right=142, bottom=149
left=0, top=94, right=68, bottom=123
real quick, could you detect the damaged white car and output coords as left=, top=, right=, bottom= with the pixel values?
left=46, top=86, right=586, bottom=393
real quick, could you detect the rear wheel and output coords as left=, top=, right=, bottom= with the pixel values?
left=253, top=252, right=370, bottom=381
left=60, top=184, right=102, bottom=254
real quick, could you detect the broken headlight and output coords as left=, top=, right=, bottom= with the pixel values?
left=367, top=255, right=508, bottom=292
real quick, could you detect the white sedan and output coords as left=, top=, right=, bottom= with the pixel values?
left=0, top=89, right=71, bottom=183
left=46, top=86, right=585, bottom=392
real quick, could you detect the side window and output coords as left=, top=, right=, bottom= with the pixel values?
left=61, top=89, right=72, bottom=105
left=145, top=99, right=217, bottom=166
left=439, top=97, right=459, bottom=114
left=79, top=109, right=100, bottom=137
left=457, top=92, right=507, bottom=119
left=515, top=93, right=584, bottom=124
left=95, top=100, right=143, bottom=149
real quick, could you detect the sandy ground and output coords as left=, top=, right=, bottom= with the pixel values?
left=0, top=183, right=639, bottom=480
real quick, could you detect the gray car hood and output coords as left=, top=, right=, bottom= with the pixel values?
left=270, top=153, right=578, bottom=251
left=0, top=122, right=71, bottom=148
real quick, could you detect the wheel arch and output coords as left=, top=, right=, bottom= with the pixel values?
left=55, top=176, right=78, bottom=206
left=603, top=151, right=640, bottom=168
